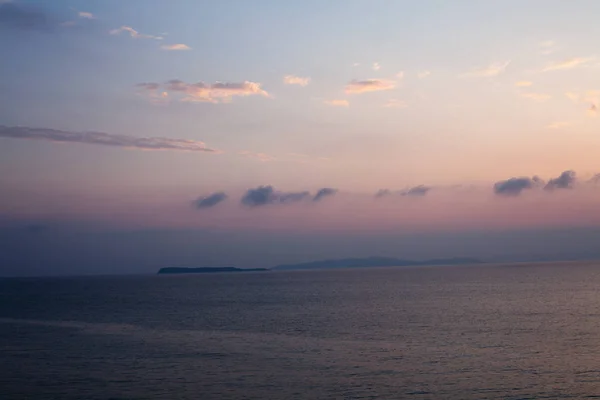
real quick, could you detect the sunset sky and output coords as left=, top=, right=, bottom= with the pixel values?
left=2, top=0, right=600, bottom=275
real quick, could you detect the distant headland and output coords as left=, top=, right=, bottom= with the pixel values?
left=158, top=267, right=268, bottom=275
left=271, top=256, right=482, bottom=271
left=157, top=257, right=482, bottom=274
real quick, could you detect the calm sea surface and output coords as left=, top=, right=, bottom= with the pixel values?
left=2, top=262, right=600, bottom=399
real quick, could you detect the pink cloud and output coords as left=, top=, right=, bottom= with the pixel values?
left=109, top=26, right=163, bottom=40
left=138, top=80, right=270, bottom=103
left=283, top=75, right=310, bottom=86
left=78, top=11, right=94, bottom=19
left=345, top=79, right=395, bottom=94
left=461, top=61, right=510, bottom=78
left=324, top=99, right=349, bottom=107
left=542, top=57, right=593, bottom=72
left=383, top=99, right=407, bottom=108
left=160, top=43, right=191, bottom=51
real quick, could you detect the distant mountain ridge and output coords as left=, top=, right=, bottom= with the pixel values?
left=271, top=256, right=483, bottom=271
left=158, top=267, right=268, bottom=274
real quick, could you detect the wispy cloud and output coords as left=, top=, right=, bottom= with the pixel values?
left=135, top=83, right=169, bottom=104
left=568, top=90, right=600, bottom=103
left=78, top=11, right=94, bottom=19
left=0, top=125, right=217, bottom=153
left=383, top=99, right=407, bottom=108
left=539, top=40, right=557, bottom=55
left=402, top=185, right=431, bottom=197
left=136, top=82, right=161, bottom=91
left=138, top=80, right=269, bottom=103
left=494, top=176, right=543, bottom=196
left=372, top=62, right=381, bottom=71
left=545, top=170, right=576, bottom=190
left=324, top=99, right=349, bottom=107
left=345, top=79, right=395, bottom=94
left=375, top=185, right=431, bottom=198
left=241, top=186, right=310, bottom=207
left=160, top=43, right=191, bottom=51
left=515, top=81, right=533, bottom=87
left=417, top=70, right=431, bottom=79
left=238, top=151, right=275, bottom=162
left=313, top=188, right=337, bottom=202
left=396, top=71, right=405, bottom=79
left=547, top=121, right=571, bottom=129
left=109, top=25, right=163, bottom=40
left=462, top=61, right=510, bottom=78
left=283, top=75, right=310, bottom=86
left=520, top=92, right=551, bottom=101
left=167, top=80, right=269, bottom=103
left=565, top=90, right=599, bottom=116
left=375, top=189, right=391, bottom=198
left=541, top=57, right=593, bottom=72
left=194, top=192, right=228, bottom=209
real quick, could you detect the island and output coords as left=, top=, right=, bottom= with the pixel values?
left=157, top=257, right=483, bottom=274
left=157, top=267, right=268, bottom=275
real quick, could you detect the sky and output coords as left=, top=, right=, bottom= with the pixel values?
left=2, top=0, right=600, bottom=276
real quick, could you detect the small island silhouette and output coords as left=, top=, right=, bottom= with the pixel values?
left=157, top=257, right=482, bottom=274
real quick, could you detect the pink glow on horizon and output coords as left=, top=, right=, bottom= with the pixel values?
left=3, top=184, right=600, bottom=234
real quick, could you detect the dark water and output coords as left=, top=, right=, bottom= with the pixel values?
left=2, top=262, right=600, bottom=399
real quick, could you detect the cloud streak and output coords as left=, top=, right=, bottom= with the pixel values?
left=0, top=125, right=217, bottom=153
left=520, top=92, right=551, bottom=101
left=539, top=40, right=556, bottom=55
left=238, top=151, right=275, bottom=162
left=78, top=11, right=94, bottom=19
left=194, top=192, right=228, bottom=209
left=565, top=90, right=599, bottom=115
left=542, top=57, right=593, bottom=72
left=462, top=61, right=510, bottom=78
left=313, top=188, right=337, bottom=202
left=383, top=99, right=407, bottom=108
left=547, top=121, right=571, bottom=129
left=345, top=79, right=395, bottom=94
left=375, top=185, right=431, bottom=198
left=402, top=185, right=431, bottom=197
left=283, top=75, right=310, bottom=86
left=241, top=186, right=310, bottom=207
left=160, top=43, right=191, bottom=51
left=515, top=81, right=533, bottom=87
left=109, top=25, right=163, bottom=40
left=138, top=80, right=269, bottom=103
left=324, top=99, right=349, bottom=107
left=494, top=177, right=542, bottom=196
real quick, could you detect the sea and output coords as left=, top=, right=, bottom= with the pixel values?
left=2, top=262, right=600, bottom=399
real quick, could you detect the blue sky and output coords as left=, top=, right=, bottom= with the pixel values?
left=2, top=0, right=600, bottom=274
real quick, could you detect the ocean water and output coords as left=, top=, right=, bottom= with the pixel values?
left=2, top=262, right=600, bottom=399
